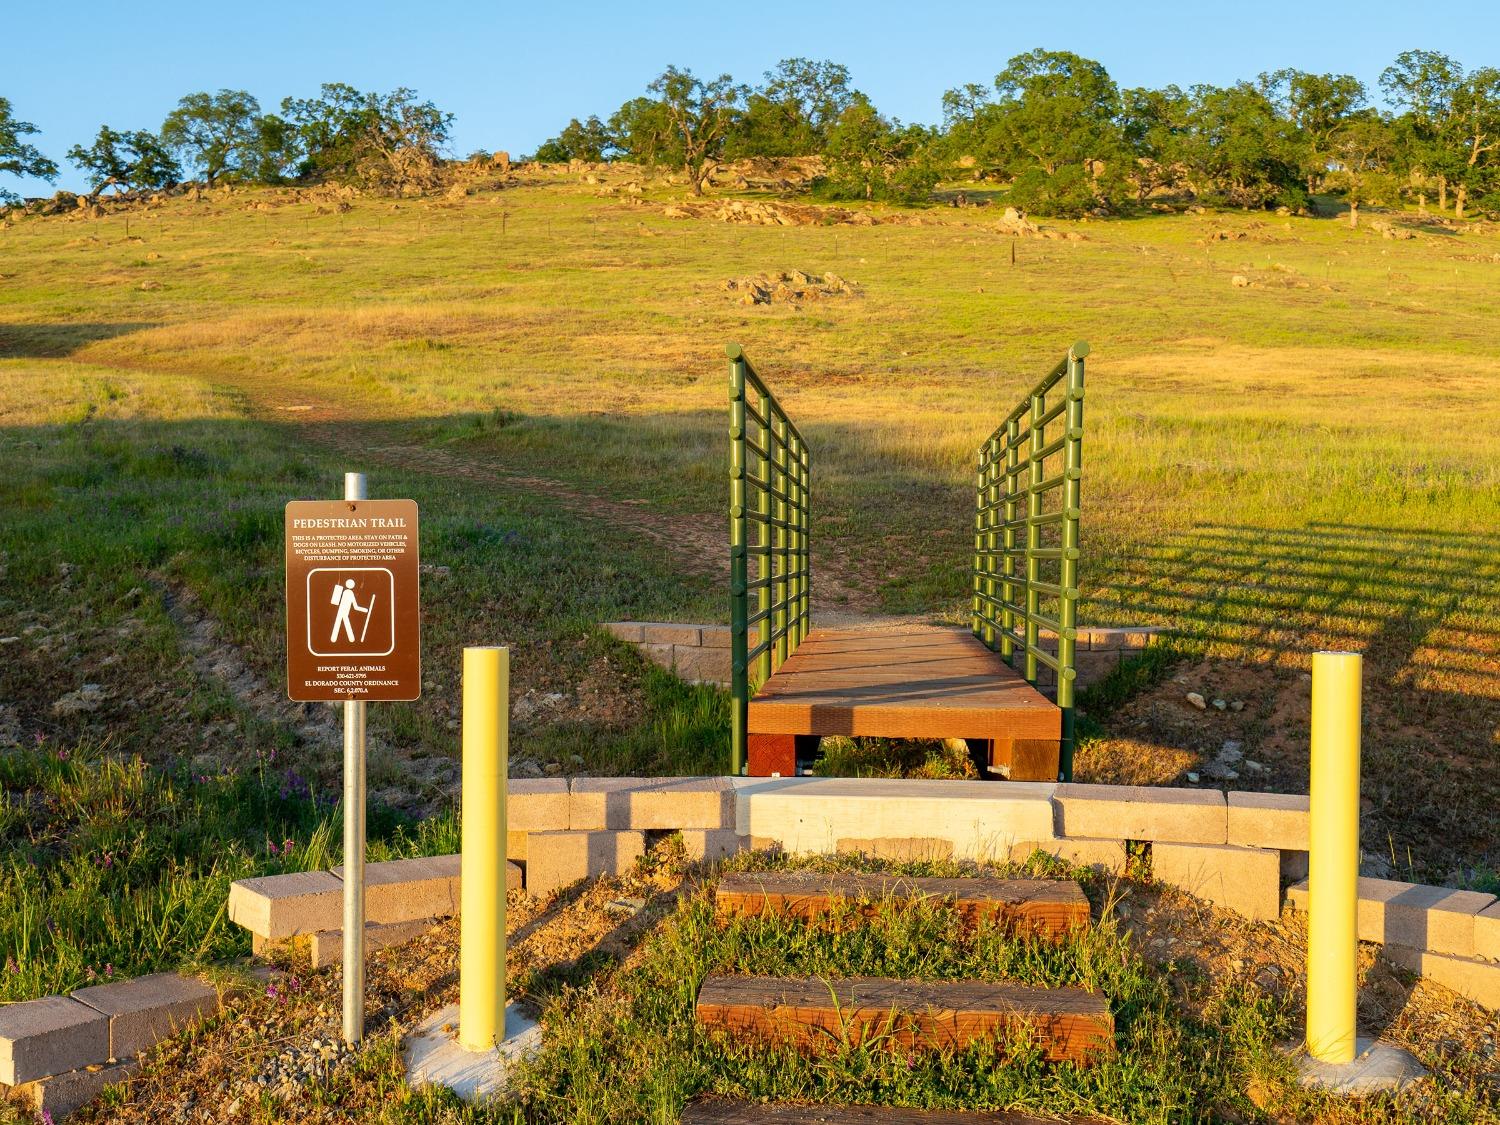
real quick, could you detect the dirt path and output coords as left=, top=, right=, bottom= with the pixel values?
left=191, top=362, right=883, bottom=615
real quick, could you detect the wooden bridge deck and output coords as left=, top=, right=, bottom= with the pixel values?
left=746, top=626, right=1061, bottom=780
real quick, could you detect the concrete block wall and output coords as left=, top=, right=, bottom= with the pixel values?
left=602, top=622, right=732, bottom=684
left=0, top=973, right=219, bottom=1118
left=602, top=621, right=1164, bottom=690
left=219, top=776, right=1496, bottom=1020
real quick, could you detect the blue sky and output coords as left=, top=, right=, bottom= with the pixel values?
left=8, top=1, right=1498, bottom=195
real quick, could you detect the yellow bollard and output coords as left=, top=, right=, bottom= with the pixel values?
left=459, top=647, right=508, bottom=1052
left=1306, top=650, right=1361, bottom=1064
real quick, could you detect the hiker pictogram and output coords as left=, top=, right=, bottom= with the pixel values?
left=331, top=578, right=374, bottom=644
left=306, top=568, right=395, bottom=657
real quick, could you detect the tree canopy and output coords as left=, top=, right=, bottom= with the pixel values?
left=1, top=97, right=58, bottom=202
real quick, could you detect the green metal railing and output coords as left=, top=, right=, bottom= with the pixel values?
left=728, top=344, right=811, bottom=775
left=971, top=341, right=1088, bottom=781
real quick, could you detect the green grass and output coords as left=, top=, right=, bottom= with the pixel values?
left=501, top=853, right=1495, bottom=1124
left=0, top=738, right=455, bottom=1004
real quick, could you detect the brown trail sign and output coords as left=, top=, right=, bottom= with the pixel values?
left=285, top=498, right=422, bottom=703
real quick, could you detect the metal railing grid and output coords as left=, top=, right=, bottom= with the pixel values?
left=729, top=344, right=811, bottom=774
left=971, top=341, right=1088, bottom=780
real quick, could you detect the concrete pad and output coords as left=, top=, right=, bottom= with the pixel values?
left=1285, top=878, right=1496, bottom=957
left=1053, top=784, right=1226, bottom=844
left=403, top=1001, right=541, bottom=1103
left=507, top=779, right=569, bottom=832
left=1010, top=837, right=1129, bottom=875
left=228, top=869, right=343, bottom=940
left=0, top=995, right=109, bottom=1085
left=569, top=776, right=734, bottom=830
left=71, top=972, right=219, bottom=1059
left=1383, top=946, right=1500, bottom=1010
left=1226, top=792, right=1309, bottom=851
left=1293, top=1037, right=1427, bottom=1093
left=14, top=1060, right=138, bottom=1119
left=1153, top=842, right=1281, bottom=921
left=525, top=830, right=647, bottom=896
left=308, top=918, right=440, bottom=969
left=737, top=777, right=1057, bottom=862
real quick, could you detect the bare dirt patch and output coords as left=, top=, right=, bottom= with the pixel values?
left=1078, top=656, right=1498, bottom=885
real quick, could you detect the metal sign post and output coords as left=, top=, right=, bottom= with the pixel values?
left=341, top=471, right=368, bottom=1045
left=284, top=473, right=421, bottom=1047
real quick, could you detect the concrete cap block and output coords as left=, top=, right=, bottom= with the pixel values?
left=639, top=622, right=703, bottom=646
left=507, top=779, right=569, bottom=831
left=1010, top=837, right=1129, bottom=875
left=1476, top=902, right=1500, bottom=963
left=524, top=830, right=647, bottom=896
left=1227, top=791, right=1310, bottom=851
left=1285, top=878, right=1497, bottom=957
left=307, top=917, right=440, bottom=969
left=1153, top=842, right=1281, bottom=921
left=601, top=621, right=645, bottom=643
left=14, top=1059, right=138, bottom=1119
left=227, top=869, right=343, bottom=940
left=1053, top=784, right=1226, bottom=844
left=71, top=973, right=219, bottom=1060
left=0, top=996, right=110, bottom=1085
left=569, top=776, right=735, bottom=830
left=1384, top=946, right=1500, bottom=1011
left=330, top=855, right=463, bottom=925
left=737, top=776, right=1057, bottom=861
left=699, top=626, right=732, bottom=649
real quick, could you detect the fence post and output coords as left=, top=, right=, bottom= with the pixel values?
left=728, top=345, right=749, bottom=776
left=459, top=646, right=508, bottom=1052
left=1057, top=340, right=1088, bottom=781
left=1306, top=650, right=1361, bottom=1064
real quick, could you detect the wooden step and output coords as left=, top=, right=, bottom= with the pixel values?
left=682, top=1098, right=1105, bottom=1122
left=716, top=873, right=1090, bottom=939
left=695, top=975, right=1112, bottom=1064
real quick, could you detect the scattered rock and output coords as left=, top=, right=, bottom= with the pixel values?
left=1231, top=274, right=1251, bottom=288
left=1186, top=692, right=1207, bottom=710
left=662, top=199, right=881, bottom=228
left=52, top=683, right=107, bottom=715
left=1229, top=700, right=1245, bottom=712
left=723, top=270, right=857, bottom=306
left=1212, top=698, right=1227, bottom=710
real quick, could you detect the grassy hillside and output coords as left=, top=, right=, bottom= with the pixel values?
left=1, top=169, right=1497, bottom=883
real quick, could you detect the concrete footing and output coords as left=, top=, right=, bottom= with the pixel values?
left=1291, top=1036, right=1427, bottom=1093
left=403, top=1001, right=541, bottom=1102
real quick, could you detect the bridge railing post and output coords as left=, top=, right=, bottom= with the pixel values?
left=728, top=348, right=749, bottom=776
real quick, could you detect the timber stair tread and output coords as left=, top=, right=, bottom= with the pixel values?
left=682, top=1098, right=1106, bottom=1122
left=695, top=975, right=1112, bottom=1064
left=716, top=873, right=1090, bottom=938
left=748, top=626, right=1058, bottom=741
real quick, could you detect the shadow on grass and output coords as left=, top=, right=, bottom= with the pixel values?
left=0, top=321, right=158, bottom=358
